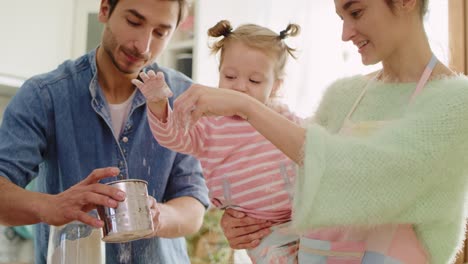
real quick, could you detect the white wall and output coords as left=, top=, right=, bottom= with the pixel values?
left=0, top=0, right=75, bottom=79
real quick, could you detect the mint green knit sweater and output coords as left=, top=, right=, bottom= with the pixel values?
left=292, top=75, right=468, bottom=263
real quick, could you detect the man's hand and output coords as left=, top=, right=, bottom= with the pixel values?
left=220, top=208, right=273, bottom=249
left=40, top=167, right=125, bottom=228
left=142, top=196, right=204, bottom=238
left=147, top=196, right=161, bottom=236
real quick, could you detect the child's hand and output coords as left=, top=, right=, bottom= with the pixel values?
left=132, top=70, right=173, bottom=102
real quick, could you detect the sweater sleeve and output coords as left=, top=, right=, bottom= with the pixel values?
left=292, top=80, right=468, bottom=230
left=147, top=105, right=209, bottom=157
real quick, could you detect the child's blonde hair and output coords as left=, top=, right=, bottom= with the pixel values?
left=207, top=20, right=300, bottom=81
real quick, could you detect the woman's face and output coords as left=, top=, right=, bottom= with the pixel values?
left=335, top=0, right=408, bottom=65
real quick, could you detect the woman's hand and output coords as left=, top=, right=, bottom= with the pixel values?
left=220, top=208, right=273, bottom=249
left=173, top=84, right=253, bottom=130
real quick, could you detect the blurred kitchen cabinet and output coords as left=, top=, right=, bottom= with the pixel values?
left=72, top=0, right=103, bottom=58
left=0, top=0, right=75, bottom=79
left=158, top=3, right=196, bottom=78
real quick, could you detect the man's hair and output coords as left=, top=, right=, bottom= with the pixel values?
left=107, top=0, right=190, bottom=26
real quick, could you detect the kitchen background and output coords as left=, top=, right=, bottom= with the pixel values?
left=0, top=0, right=466, bottom=263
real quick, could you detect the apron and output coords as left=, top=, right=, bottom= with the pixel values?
left=298, top=54, right=438, bottom=264
left=248, top=221, right=300, bottom=264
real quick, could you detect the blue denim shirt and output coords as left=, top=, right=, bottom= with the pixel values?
left=0, top=50, right=209, bottom=264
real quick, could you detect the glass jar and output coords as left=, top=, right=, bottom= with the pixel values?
left=47, top=211, right=105, bottom=264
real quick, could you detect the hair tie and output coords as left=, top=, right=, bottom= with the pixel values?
left=222, top=27, right=233, bottom=38
left=279, top=29, right=287, bottom=40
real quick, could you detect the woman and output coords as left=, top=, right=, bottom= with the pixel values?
left=174, top=0, right=468, bottom=263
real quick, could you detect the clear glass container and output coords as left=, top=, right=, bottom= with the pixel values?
left=47, top=211, right=105, bottom=264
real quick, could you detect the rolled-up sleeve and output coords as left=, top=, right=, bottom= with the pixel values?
left=0, top=79, right=50, bottom=187
left=163, top=152, right=209, bottom=208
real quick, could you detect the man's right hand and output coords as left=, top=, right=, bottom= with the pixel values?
left=40, top=167, right=125, bottom=228
left=220, top=208, right=273, bottom=249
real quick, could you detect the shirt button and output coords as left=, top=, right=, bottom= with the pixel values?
left=122, top=137, right=129, bottom=143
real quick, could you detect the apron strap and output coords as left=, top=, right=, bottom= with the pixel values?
left=339, top=71, right=381, bottom=133
left=343, top=72, right=379, bottom=122
left=341, top=54, right=438, bottom=132
left=409, top=54, right=438, bottom=103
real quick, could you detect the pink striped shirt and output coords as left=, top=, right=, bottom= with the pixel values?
left=148, top=105, right=300, bottom=221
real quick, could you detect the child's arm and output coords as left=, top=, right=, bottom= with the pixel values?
left=132, top=70, right=173, bottom=122
left=133, top=71, right=208, bottom=157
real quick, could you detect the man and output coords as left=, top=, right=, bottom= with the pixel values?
left=0, top=0, right=209, bottom=263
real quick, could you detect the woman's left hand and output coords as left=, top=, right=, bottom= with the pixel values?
left=173, top=84, right=252, bottom=130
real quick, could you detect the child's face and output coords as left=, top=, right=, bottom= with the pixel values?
left=218, top=41, right=280, bottom=104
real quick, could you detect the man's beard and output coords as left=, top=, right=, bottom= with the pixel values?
left=102, top=28, right=149, bottom=74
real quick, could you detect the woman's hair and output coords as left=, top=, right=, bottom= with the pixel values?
left=207, top=20, right=300, bottom=80
left=385, top=0, right=428, bottom=17
left=107, top=0, right=190, bottom=26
